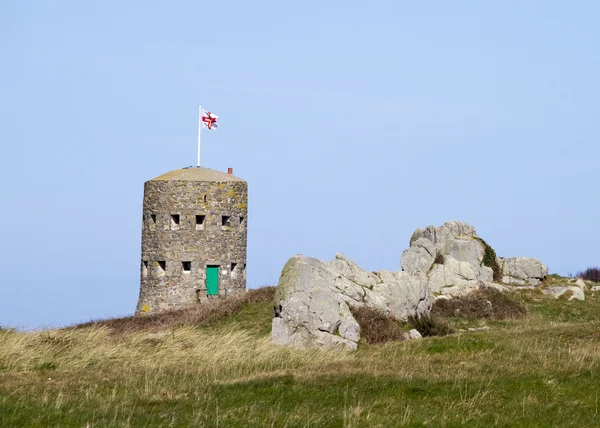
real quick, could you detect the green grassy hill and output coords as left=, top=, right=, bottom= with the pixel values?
left=2, top=281, right=600, bottom=427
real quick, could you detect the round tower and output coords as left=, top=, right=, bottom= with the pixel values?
left=136, top=167, right=248, bottom=315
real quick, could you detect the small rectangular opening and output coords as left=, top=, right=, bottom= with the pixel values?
left=195, top=215, right=205, bottom=230
left=171, top=214, right=180, bottom=230
left=150, top=214, right=156, bottom=228
left=142, top=261, right=148, bottom=277
left=239, top=216, right=245, bottom=227
left=157, top=261, right=166, bottom=276
left=231, top=262, right=238, bottom=279
left=182, top=261, right=191, bottom=274
left=222, top=215, right=231, bottom=227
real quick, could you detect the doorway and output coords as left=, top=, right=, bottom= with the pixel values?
left=206, top=265, right=219, bottom=296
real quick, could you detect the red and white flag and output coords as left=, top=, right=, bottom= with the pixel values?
left=201, top=109, right=218, bottom=130
left=197, top=106, right=219, bottom=167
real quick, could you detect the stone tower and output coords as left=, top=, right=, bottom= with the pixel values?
left=136, top=167, right=248, bottom=315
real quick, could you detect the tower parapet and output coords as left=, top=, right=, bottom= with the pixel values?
left=136, top=167, right=248, bottom=315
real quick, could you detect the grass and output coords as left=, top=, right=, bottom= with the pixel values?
left=2, top=288, right=600, bottom=426
left=72, top=286, right=276, bottom=334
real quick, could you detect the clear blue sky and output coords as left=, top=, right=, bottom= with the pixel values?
left=1, top=1, right=598, bottom=330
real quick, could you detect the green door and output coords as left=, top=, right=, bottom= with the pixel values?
left=206, top=266, right=219, bottom=296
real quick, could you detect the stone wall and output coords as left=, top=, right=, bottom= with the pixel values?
left=136, top=168, right=248, bottom=315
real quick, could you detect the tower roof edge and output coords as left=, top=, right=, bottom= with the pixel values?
left=149, top=167, right=245, bottom=182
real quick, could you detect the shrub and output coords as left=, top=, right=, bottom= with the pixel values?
left=432, top=288, right=527, bottom=320
left=434, top=253, right=445, bottom=265
left=349, top=306, right=406, bottom=344
left=407, top=313, right=453, bottom=337
left=475, top=237, right=502, bottom=282
left=577, top=267, right=600, bottom=283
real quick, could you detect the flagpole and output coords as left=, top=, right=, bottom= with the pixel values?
left=197, top=105, right=202, bottom=167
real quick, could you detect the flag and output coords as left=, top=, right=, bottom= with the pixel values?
left=201, top=109, right=218, bottom=130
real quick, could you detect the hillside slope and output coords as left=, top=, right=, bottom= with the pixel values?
left=1, top=283, right=600, bottom=427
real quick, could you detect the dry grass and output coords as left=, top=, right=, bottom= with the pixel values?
left=71, top=286, right=276, bottom=334
left=0, top=324, right=342, bottom=377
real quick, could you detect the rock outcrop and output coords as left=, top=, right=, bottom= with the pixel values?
left=272, top=253, right=431, bottom=351
left=272, top=220, right=549, bottom=351
left=499, top=257, right=548, bottom=286
left=401, top=221, right=494, bottom=298
left=401, top=221, right=547, bottom=297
